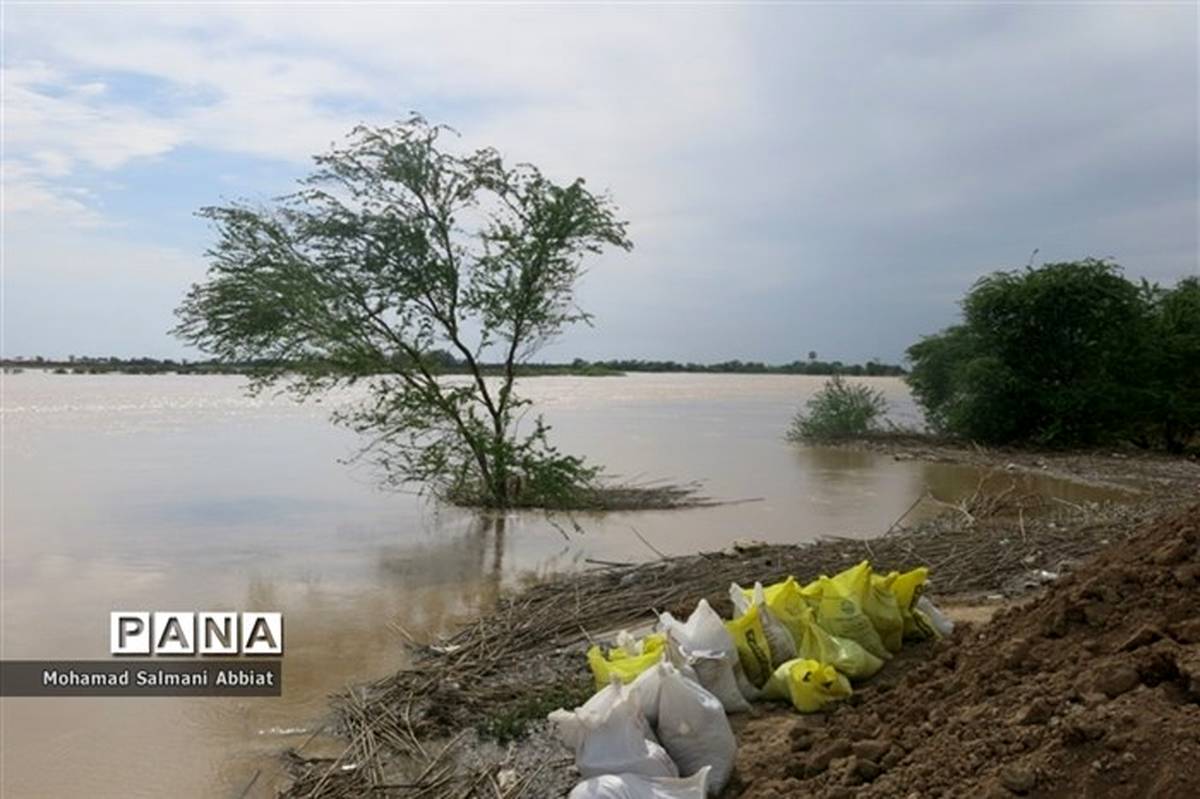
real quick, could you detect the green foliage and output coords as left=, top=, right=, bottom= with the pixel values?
left=175, top=116, right=631, bottom=507
left=907, top=260, right=1198, bottom=450
left=589, top=357, right=904, bottom=376
left=1145, top=277, right=1200, bottom=453
left=475, top=680, right=592, bottom=744
left=786, top=375, right=889, bottom=441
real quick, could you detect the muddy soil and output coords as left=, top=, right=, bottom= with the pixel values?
left=731, top=504, right=1200, bottom=799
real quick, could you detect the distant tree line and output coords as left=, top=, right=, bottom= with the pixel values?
left=574, top=358, right=905, bottom=376
left=907, top=259, right=1200, bottom=453
left=4, top=353, right=905, bottom=377
left=1, top=355, right=278, bottom=376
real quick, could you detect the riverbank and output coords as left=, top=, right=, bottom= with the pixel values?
left=278, top=441, right=1198, bottom=798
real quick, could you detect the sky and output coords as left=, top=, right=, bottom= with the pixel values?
left=3, top=2, right=1197, bottom=364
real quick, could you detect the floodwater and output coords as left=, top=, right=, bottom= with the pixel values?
left=0, top=372, right=1122, bottom=797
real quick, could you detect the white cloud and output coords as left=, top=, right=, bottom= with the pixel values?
left=1, top=3, right=1195, bottom=360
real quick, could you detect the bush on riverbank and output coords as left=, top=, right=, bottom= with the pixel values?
left=907, top=261, right=1199, bottom=452
left=786, top=375, right=889, bottom=442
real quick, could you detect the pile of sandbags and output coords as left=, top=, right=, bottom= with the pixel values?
left=550, top=661, right=735, bottom=797
left=552, top=560, right=952, bottom=797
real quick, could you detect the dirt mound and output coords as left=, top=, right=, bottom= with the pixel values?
left=732, top=504, right=1200, bottom=799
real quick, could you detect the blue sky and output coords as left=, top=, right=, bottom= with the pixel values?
left=3, top=2, right=1197, bottom=363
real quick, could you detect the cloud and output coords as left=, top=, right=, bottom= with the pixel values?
left=2, top=3, right=1196, bottom=360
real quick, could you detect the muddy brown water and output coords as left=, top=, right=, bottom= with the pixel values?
left=0, top=373, right=1125, bottom=797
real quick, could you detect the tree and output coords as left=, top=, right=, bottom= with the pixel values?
left=175, top=117, right=632, bottom=507
left=1146, top=277, right=1200, bottom=453
left=906, top=259, right=1182, bottom=448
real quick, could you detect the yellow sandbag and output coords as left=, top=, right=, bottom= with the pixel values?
left=586, top=633, right=667, bottom=689
left=822, top=561, right=904, bottom=654
left=752, top=577, right=882, bottom=679
left=724, top=604, right=773, bottom=689
left=886, top=566, right=933, bottom=639
left=864, top=568, right=905, bottom=653
left=757, top=576, right=818, bottom=629
left=730, top=582, right=797, bottom=668
left=790, top=602, right=885, bottom=680
left=762, top=658, right=852, bottom=712
left=809, top=573, right=891, bottom=661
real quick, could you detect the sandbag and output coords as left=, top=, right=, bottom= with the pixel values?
left=625, top=660, right=699, bottom=727
left=588, top=632, right=668, bottom=689
left=730, top=582, right=797, bottom=667
left=550, top=682, right=633, bottom=751
left=759, top=575, right=818, bottom=618
left=724, top=602, right=773, bottom=690
left=656, top=664, right=736, bottom=795
left=761, top=657, right=852, bottom=713
left=548, top=684, right=678, bottom=779
left=809, top=573, right=891, bottom=661
left=568, top=767, right=711, bottom=799
left=886, top=567, right=931, bottom=639
left=789, top=601, right=884, bottom=680
left=861, top=566, right=905, bottom=653
left=756, top=577, right=818, bottom=638
left=659, top=600, right=750, bottom=713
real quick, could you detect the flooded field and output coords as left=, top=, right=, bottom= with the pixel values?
left=0, top=373, right=1124, bottom=797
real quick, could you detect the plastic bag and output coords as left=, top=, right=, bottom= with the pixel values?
left=762, top=658, right=852, bottom=713
left=730, top=582, right=797, bottom=667
left=548, top=683, right=678, bottom=779
left=656, top=664, right=736, bottom=795
left=789, top=602, right=884, bottom=680
left=916, top=595, right=955, bottom=638
left=659, top=600, right=750, bottom=713
left=568, top=766, right=711, bottom=799
left=588, top=632, right=668, bottom=689
left=809, top=572, right=891, bottom=661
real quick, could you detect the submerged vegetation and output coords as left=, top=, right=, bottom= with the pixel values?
left=786, top=375, right=890, bottom=441
left=907, top=261, right=1199, bottom=452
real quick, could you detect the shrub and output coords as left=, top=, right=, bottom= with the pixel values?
left=787, top=375, right=889, bottom=441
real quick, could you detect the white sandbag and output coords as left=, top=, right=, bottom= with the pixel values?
left=549, top=682, right=635, bottom=750
left=659, top=600, right=751, bottom=713
left=548, top=685, right=677, bottom=779
left=656, top=664, right=736, bottom=795
left=916, top=595, right=955, bottom=637
left=729, top=582, right=798, bottom=666
left=626, top=660, right=700, bottom=727
left=568, top=767, right=711, bottom=799
left=626, top=664, right=665, bottom=727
